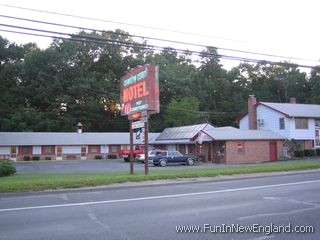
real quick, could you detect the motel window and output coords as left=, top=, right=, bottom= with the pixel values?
left=109, top=145, right=119, bottom=153
left=42, top=146, right=54, bottom=154
left=295, top=118, right=308, bottom=129
left=19, top=146, right=31, bottom=155
left=88, top=145, right=100, bottom=154
left=237, top=142, right=245, bottom=154
left=279, top=118, right=285, bottom=130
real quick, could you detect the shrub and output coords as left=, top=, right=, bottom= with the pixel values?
left=0, top=160, right=16, bottom=177
left=107, top=154, right=118, bottom=159
left=23, top=156, right=31, bottom=161
left=304, top=149, right=315, bottom=157
left=294, top=150, right=305, bottom=158
left=316, top=149, right=320, bottom=156
left=32, top=156, right=40, bottom=161
left=95, top=155, right=102, bottom=159
left=45, top=156, right=52, bottom=160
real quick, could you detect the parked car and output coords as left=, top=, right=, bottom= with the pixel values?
left=120, top=145, right=145, bottom=162
left=136, top=150, right=163, bottom=163
left=151, top=150, right=197, bottom=167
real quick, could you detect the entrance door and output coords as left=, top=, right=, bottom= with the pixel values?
left=269, top=141, right=277, bottom=161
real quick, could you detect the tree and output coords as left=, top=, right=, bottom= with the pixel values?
left=308, top=67, right=320, bottom=103
left=164, top=97, right=200, bottom=127
left=0, top=36, right=25, bottom=130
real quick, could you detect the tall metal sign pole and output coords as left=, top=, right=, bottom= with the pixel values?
left=120, top=64, right=159, bottom=175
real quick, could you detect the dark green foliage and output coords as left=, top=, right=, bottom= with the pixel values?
left=0, top=160, right=16, bottom=177
left=32, top=156, right=40, bottom=161
left=107, top=154, right=118, bottom=159
left=294, top=150, right=305, bottom=158
left=316, top=149, right=320, bottom=156
left=0, top=34, right=319, bottom=132
left=23, top=156, right=31, bottom=161
left=95, top=155, right=103, bottom=159
left=304, top=149, right=315, bottom=157
left=45, top=157, right=52, bottom=160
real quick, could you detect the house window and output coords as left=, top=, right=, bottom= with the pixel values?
left=237, top=142, right=245, bottom=154
left=42, top=146, right=55, bottom=154
left=295, top=118, right=308, bottom=129
left=279, top=118, right=285, bottom=129
left=88, top=145, right=100, bottom=154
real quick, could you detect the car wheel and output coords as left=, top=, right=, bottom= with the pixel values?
left=159, top=159, right=167, bottom=167
left=187, top=158, right=194, bottom=166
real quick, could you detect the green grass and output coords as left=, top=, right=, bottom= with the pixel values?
left=1, top=160, right=320, bottom=193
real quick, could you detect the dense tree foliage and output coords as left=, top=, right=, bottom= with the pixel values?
left=0, top=32, right=319, bottom=132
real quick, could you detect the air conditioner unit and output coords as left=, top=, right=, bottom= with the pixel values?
left=258, top=119, right=264, bottom=126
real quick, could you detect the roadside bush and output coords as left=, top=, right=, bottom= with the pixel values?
left=23, top=156, right=31, bottom=161
left=0, top=160, right=16, bottom=177
left=32, top=156, right=40, bottom=161
left=316, top=149, right=320, bottom=156
left=45, top=156, right=52, bottom=160
left=107, top=154, right=118, bottom=159
left=95, top=155, right=102, bottom=159
left=304, top=149, right=315, bottom=157
left=294, top=150, right=305, bottom=158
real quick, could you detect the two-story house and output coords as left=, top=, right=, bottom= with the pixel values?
left=239, top=95, right=320, bottom=149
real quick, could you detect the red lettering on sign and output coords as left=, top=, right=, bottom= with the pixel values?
left=122, top=81, right=149, bottom=103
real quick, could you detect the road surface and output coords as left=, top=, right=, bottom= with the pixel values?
left=1, top=171, right=319, bottom=240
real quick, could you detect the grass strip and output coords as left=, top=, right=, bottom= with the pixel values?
left=1, top=160, right=320, bottom=193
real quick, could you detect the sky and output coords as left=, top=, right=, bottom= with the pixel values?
left=0, top=0, right=319, bottom=71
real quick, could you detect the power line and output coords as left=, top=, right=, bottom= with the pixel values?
left=0, top=3, right=268, bottom=46
left=1, top=23, right=319, bottom=70
left=0, top=14, right=317, bottom=64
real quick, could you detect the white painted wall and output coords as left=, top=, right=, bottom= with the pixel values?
left=257, top=105, right=290, bottom=138
left=239, top=115, right=249, bottom=130
left=288, top=118, right=315, bottom=140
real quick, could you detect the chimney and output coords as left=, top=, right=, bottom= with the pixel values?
left=76, top=122, right=83, bottom=134
left=248, top=95, right=257, bottom=130
left=289, top=97, right=296, bottom=104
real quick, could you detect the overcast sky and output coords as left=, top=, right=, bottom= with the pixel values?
left=0, top=0, right=319, bottom=70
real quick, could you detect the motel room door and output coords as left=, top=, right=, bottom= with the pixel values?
left=269, top=141, right=277, bottom=161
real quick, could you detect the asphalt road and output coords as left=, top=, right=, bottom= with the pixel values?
left=0, top=171, right=320, bottom=240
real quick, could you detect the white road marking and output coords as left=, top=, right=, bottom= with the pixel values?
left=1, top=179, right=320, bottom=213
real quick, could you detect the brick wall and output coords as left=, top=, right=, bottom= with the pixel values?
left=225, top=140, right=283, bottom=164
